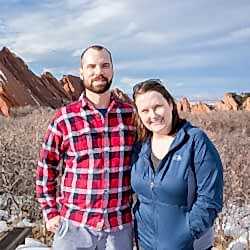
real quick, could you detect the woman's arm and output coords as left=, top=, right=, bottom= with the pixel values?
left=188, top=129, right=223, bottom=239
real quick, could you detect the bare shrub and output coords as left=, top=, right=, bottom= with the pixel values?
left=181, top=111, right=250, bottom=206
left=0, top=108, right=249, bottom=248
left=0, top=106, right=54, bottom=221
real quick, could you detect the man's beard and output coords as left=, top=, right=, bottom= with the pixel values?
left=83, top=75, right=112, bottom=94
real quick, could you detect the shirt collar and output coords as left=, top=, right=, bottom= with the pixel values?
left=79, top=92, right=123, bottom=111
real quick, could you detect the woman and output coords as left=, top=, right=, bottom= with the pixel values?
left=131, top=79, right=223, bottom=250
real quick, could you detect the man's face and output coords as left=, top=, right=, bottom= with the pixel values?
left=80, top=48, right=113, bottom=94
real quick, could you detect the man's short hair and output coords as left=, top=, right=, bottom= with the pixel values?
left=80, top=45, right=113, bottom=68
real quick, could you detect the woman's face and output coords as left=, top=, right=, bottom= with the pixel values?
left=135, top=90, right=173, bottom=135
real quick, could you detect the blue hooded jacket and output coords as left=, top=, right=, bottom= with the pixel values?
left=131, top=121, right=223, bottom=250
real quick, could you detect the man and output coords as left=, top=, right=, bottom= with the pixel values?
left=36, top=45, right=136, bottom=250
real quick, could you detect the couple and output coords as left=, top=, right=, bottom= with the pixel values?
left=36, top=45, right=223, bottom=250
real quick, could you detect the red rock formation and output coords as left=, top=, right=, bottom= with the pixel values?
left=191, top=102, right=212, bottom=113
left=0, top=69, right=18, bottom=116
left=242, top=97, right=250, bottom=111
left=60, top=75, right=83, bottom=101
left=215, top=93, right=239, bottom=111
left=0, top=96, right=9, bottom=116
left=1, top=47, right=249, bottom=116
left=0, top=47, right=70, bottom=113
left=176, top=102, right=181, bottom=112
left=0, top=47, right=132, bottom=116
left=112, top=88, right=133, bottom=104
left=214, top=100, right=228, bottom=111
left=223, top=93, right=239, bottom=110
left=176, top=97, right=191, bottom=112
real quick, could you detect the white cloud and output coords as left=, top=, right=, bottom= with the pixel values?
left=117, top=76, right=170, bottom=96
left=80, top=1, right=125, bottom=27
left=134, top=32, right=168, bottom=44
left=0, top=0, right=249, bottom=100
left=194, top=27, right=250, bottom=47
left=176, top=82, right=184, bottom=87
left=116, top=51, right=231, bottom=72
left=0, top=0, right=129, bottom=60
left=120, top=77, right=146, bottom=88
left=2, top=0, right=250, bottom=59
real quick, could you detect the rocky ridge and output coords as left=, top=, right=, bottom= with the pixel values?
left=0, top=47, right=250, bottom=117
left=0, top=47, right=84, bottom=116
left=177, top=93, right=250, bottom=113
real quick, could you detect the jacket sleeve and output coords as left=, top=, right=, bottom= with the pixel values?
left=36, top=111, right=64, bottom=221
left=188, top=129, right=223, bottom=239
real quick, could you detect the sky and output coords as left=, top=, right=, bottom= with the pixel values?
left=0, top=0, right=249, bottom=101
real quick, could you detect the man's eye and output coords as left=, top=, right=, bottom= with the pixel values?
left=103, top=63, right=110, bottom=68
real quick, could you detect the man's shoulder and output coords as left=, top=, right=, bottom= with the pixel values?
left=52, top=100, right=82, bottom=120
left=119, top=101, right=134, bottom=110
left=63, top=99, right=83, bottom=113
left=112, top=96, right=134, bottom=111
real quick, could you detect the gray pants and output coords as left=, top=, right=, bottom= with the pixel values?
left=52, top=219, right=132, bottom=250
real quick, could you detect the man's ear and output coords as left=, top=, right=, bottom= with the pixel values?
left=79, top=68, right=83, bottom=80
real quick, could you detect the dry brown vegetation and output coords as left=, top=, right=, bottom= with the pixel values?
left=181, top=111, right=250, bottom=249
left=0, top=107, right=249, bottom=248
left=181, top=111, right=250, bottom=207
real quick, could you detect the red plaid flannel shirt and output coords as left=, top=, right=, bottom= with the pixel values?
left=36, top=95, right=136, bottom=232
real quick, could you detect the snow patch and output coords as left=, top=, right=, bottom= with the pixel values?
left=0, top=70, right=8, bottom=84
left=27, top=89, right=41, bottom=106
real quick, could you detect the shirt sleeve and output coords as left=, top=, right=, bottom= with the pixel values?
left=188, top=130, right=224, bottom=239
left=36, top=111, right=64, bottom=221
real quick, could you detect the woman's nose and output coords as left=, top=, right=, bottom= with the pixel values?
left=149, top=109, right=157, bottom=118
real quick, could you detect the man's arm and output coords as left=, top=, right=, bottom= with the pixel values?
left=36, top=111, right=64, bottom=230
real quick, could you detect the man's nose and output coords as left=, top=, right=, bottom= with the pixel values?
left=94, top=66, right=103, bottom=75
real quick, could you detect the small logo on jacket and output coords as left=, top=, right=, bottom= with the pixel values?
left=173, top=154, right=182, bottom=161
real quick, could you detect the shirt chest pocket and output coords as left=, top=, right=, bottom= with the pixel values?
left=64, top=126, right=103, bottom=169
left=108, top=124, right=135, bottom=148
left=66, top=126, right=97, bottom=155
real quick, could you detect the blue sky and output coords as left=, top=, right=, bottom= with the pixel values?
left=0, top=0, right=249, bottom=101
